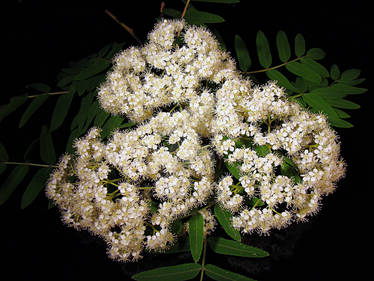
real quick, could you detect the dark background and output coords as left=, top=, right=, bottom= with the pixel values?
left=1, top=1, right=371, bottom=280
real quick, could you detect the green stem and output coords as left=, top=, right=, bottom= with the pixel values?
left=137, top=186, right=154, bottom=190
left=244, top=56, right=306, bottom=74
left=200, top=238, right=207, bottom=281
left=0, top=161, right=57, bottom=168
left=27, top=91, right=68, bottom=99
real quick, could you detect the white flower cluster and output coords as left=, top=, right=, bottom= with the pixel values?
left=213, top=82, right=346, bottom=234
left=98, top=19, right=239, bottom=136
left=46, top=110, right=215, bottom=262
left=47, top=19, right=346, bottom=262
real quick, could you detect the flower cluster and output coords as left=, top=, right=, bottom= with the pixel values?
left=213, top=82, right=345, bottom=233
left=47, top=19, right=345, bottom=262
left=46, top=110, right=215, bottom=262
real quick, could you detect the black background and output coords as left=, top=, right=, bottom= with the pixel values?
left=1, top=1, right=371, bottom=280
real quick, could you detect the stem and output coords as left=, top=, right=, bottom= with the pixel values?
left=244, top=56, right=306, bottom=74
left=169, top=104, right=179, bottom=113
left=177, top=0, right=190, bottom=37
left=137, top=186, right=154, bottom=190
left=28, top=91, right=68, bottom=99
left=1, top=161, right=57, bottom=168
left=181, top=0, right=191, bottom=19
left=200, top=238, right=207, bottom=281
left=104, top=10, right=142, bottom=44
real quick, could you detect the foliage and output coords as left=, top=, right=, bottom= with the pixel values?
left=0, top=0, right=367, bottom=280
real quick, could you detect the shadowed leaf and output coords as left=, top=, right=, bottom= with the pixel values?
left=21, top=168, right=52, bottom=209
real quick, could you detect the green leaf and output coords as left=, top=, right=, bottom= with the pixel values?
left=93, top=108, right=110, bottom=128
left=0, top=95, right=28, bottom=123
left=214, top=204, right=241, bottom=242
left=189, top=212, right=204, bottom=263
left=310, top=83, right=367, bottom=98
left=162, top=8, right=181, bottom=18
left=301, top=58, right=329, bottom=78
left=0, top=142, right=8, bottom=176
left=97, top=43, right=113, bottom=58
left=163, top=239, right=190, bottom=254
left=224, top=161, right=241, bottom=180
left=324, top=98, right=360, bottom=109
left=0, top=142, right=8, bottom=162
left=234, top=35, right=251, bottom=71
left=26, top=83, right=51, bottom=93
left=101, top=115, right=126, bottom=139
left=183, top=6, right=224, bottom=25
left=24, top=138, right=39, bottom=162
left=74, top=58, right=111, bottom=81
left=306, top=48, right=326, bottom=60
left=207, top=237, right=269, bottom=258
left=294, top=33, right=305, bottom=57
left=280, top=157, right=301, bottom=183
left=57, top=75, right=74, bottom=89
left=256, top=31, right=272, bottom=68
left=254, top=144, right=271, bottom=157
left=66, top=128, right=81, bottom=154
left=266, top=69, right=298, bottom=92
left=340, top=69, right=361, bottom=81
left=204, top=264, right=256, bottom=281
left=132, top=263, right=201, bottom=281
left=0, top=165, right=29, bottom=205
left=294, top=77, right=307, bottom=92
left=330, top=64, right=340, bottom=80
left=19, top=95, right=49, bottom=128
left=70, top=93, right=94, bottom=131
left=302, top=93, right=339, bottom=120
left=212, top=28, right=227, bottom=50
left=191, top=0, right=240, bottom=3
left=20, top=167, right=52, bottom=209
left=249, top=197, right=265, bottom=207
left=329, top=117, right=354, bottom=128
left=40, top=126, right=56, bottom=165
left=0, top=163, right=6, bottom=177
left=340, top=78, right=366, bottom=86
left=105, top=42, right=126, bottom=60
left=276, top=31, right=291, bottom=63
left=50, top=89, right=75, bottom=132
left=334, top=108, right=350, bottom=119
left=285, top=61, right=321, bottom=84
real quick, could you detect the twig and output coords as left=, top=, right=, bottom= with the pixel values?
left=181, top=0, right=191, bottom=19
left=104, top=9, right=142, bottom=45
left=27, top=91, right=68, bottom=99
left=243, top=56, right=306, bottom=75
left=1, top=161, right=58, bottom=168
left=160, top=1, right=165, bottom=14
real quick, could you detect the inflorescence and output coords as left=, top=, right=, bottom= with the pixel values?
left=46, top=19, right=345, bottom=262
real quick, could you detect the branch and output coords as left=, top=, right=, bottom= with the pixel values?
left=104, top=9, right=142, bottom=45
left=27, top=91, right=68, bottom=99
